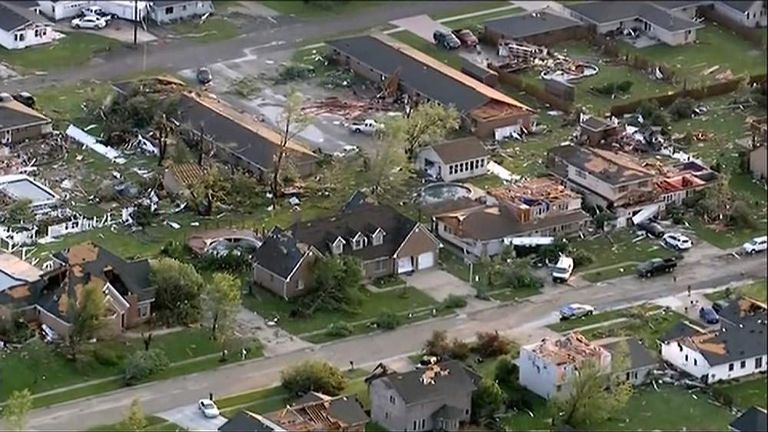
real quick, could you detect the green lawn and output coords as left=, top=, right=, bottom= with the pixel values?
left=720, top=377, right=768, bottom=409
left=0, top=32, right=120, bottom=72
left=687, top=217, right=765, bottom=249
left=572, top=230, right=676, bottom=280
left=548, top=306, right=651, bottom=333
left=89, top=415, right=186, bottom=432
left=260, top=1, right=386, bottom=18
left=242, top=286, right=439, bottom=336
left=706, top=279, right=768, bottom=302
left=430, top=2, right=513, bottom=21
left=390, top=31, right=462, bottom=69
left=624, top=24, right=767, bottom=85
left=34, top=81, right=113, bottom=127
left=168, top=16, right=240, bottom=42
left=579, top=309, right=686, bottom=347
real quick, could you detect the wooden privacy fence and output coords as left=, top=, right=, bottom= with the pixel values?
left=699, top=7, right=766, bottom=50
left=490, top=64, right=574, bottom=113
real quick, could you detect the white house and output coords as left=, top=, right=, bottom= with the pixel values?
left=149, top=0, right=215, bottom=24
left=37, top=0, right=90, bottom=21
left=519, top=332, right=612, bottom=399
left=0, top=3, right=56, bottom=50
left=660, top=298, right=768, bottom=384
left=417, top=137, right=489, bottom=182
left=714, top=1, right=767, bottom=28
left=37, top=0, right=150, bottom=21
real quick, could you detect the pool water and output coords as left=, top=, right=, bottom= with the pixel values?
left=420, top=182, right=472, bottom=204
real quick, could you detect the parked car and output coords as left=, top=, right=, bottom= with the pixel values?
left=196, top=67, right=213, bottom=85
left=347, top=119, right=380, bottom=135
left=433, top=30, right=461, bottom=50
left=12, top=92, right=35, bottom=108
left=198, top=399, right=220, bottom=418
left=333, top=145, right=360, bottom=158
left=71, top=15, right=108, bottom=29
left=743, top=235, right=768, bottom=254
left=452, top=29, right=478, bottom=47
left=636, top=257, right=678, bottom=278
left=699, top=306, right=719, bottom=325
left=551, top=255, right=574, bottom=283
left=637, top=220, right=665, bottom=238
left=81, top=5, right=116, bottom=21
left=559, top=303, right=595, bottom=320
left=663, top=233, right=692, bottom=251
left=711, top=299, right=729, bottom=314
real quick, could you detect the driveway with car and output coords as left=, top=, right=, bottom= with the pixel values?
left=389, top=14, right=453, bottom=43
left=157, top=405, right=227, bottom=431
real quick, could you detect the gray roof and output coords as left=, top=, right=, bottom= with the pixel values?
left=325, top=396, right=369, bottom=426
left=427, top=136, right=489, bottom=165
left=581, top=116, right=614, bottom=132
left=566, top=1, right=702, bottom=32
left=0, top=3, right=31, bottom=32
left=602, top=337, right=658, bottom=370
left=218, top=410, right=275, bottom=432
left=0, top=102, right=50, bottom=131
left=651, top=1, right=708, bottom=10
left=326, top=35, right=489, bottom=113
left=730, top=406, right=768, bottom=432
left=375, top=360, right=479, bottom=405
left=719, top=1, right=762, bottom=13
left=0, top=178, right=56, bottom=204
left=252, top=227, right=307, bottom=280
left=548, top=145, right=655, bottom=185
left=485, top=11, right=583, bottom=39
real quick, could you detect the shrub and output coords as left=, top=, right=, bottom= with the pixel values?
left=92, top=347, right=122, bottom=367
left=124, top=349, right=169, bottom=385
left=423, top=330, right=450, bottom=357
left=473, top=331, right=513, bottom=358
left=442, top=295, right=468, bottom=309
left=729, top=201, right=757, bottom=229
left=325, top=322, right=353, bottom=338
left=570, top=249, right=594, bottom=268
left=447, top=338, right=471, bottom=361
left=375, top=311, right=401, bottom=330
left=280, top=360, right=346, bottom=396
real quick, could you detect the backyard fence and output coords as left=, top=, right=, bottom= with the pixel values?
left=490, top=65, right=574, bottom=113
left=591, top=35, right=678, bottom=83
left=699, top=7, right=766, bottom=50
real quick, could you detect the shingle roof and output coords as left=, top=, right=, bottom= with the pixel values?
left=0, top=100, right=50, bottom=131
left=719, top=1, right=762, bottom=13
left=218, top=410, right=276, bottom=432
left=325, top=396, right=369, bottom=426
left=291, top=203, right=425, bottom=262
left=375, top=360, right=479, bottom=405
left=252, top=228, right=309, bottom=280
left=427, top=136, right=489, bottom=165
left=730, top=406, right=768, bottom=432
left=548, top=145, right=655, bottom=185
left=485, top=11, right=583, bottom=39
left=0, top=3, right=31, bottom=32
left=602, top=337, right=658, bottom=370
left=565, top=1, right=702, bottom=32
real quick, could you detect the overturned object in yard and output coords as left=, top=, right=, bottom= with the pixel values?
left=540, top=62, right=598, bottom=83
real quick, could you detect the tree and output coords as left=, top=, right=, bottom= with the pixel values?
left=473, top=331, right=513, bottom=358
left=471, top=379, right=505, bottom=424
left=280, top=360, right=347, bottom=396
left=66, top=281, right=106, bottom=360
left=447, top=338, right=471, bottom=360
left=3, top=199, right=33, bottom=225
left=123, top=398, right=147, bottom=432
left=298, top=256, right=364, bottom=316
left=202, top=273, right=242, bottom=341
left=365, top=136, right=410, bottom=199
left=550, top=347, right=633, bottom=429
left=2, top=389, right=32, bottom=431
left=150, top=258, right=204, bottom=325
left=729, top=200, right=757, bottom=229
left=695, top=175, right=733, bottom=223
left=384, top=101, right=460, bottom=158
left=271, top=88, right=311, bottom=206
left=124, top=348, right=170, bottom=385
left=190, top=166, right=230, bottom=216
left=423, top=330, right=451, bottom=358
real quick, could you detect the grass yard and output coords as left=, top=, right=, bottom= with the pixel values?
left=579, top=309, right=686, bottom=348
left=720, top=377, right=768, bottom=409
left=687, top=217, right=765, bottom=249
left=572, top=230, right=676, bottom=281
left=260, top=1, right=386, bottom=18
left=168, top=16, right=240, bottom=42
left=430, top=2, right=513, bottom=22
left=548, top=304, right=664, bottom=333
left=34, top=81, right=113, bottom=127
left=0, top=32, right=120, bottom=72
left=390, top=31, right=462, bottom=70
left=89, top=416, right=186, bottom=431
left=625, top=24, right=767, bottom=85
left=706, top=279, right=768, bottom=302
left=241, top=285, right=439, bottom=336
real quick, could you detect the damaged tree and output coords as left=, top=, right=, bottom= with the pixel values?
left=365, top=130, right=410, bottom=200
left=386, top=101, right=460, bottom=159
left=190, top=166, right=229, bottom=216
left=271, top=88, right=311, bottom=207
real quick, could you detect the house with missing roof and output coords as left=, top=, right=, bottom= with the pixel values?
left=519, top=332, right=613, bottom=399
left=660, top=297, right=768, bottom=384
left=416, top=137, right=489, bottom=182
left=0, top=94, right=53, bottom=144
left=252, top=193, right=441, bottom=299
left=714, top=1, right=767, bottom=28
left=547, top=145, right=718, bottom=228
left=483, top=10, right=585, bottom=45
left=0, top=174, right=59, bottom=215
left=0, top=243, right=155, bottom=338
left=0, top=2, right=56, bottom=50
left=367, top=360, right=480, bottom=432
left=729, top=406, right=767, bottom=432
left=563, top=1, right=705, bottom=46
left=219, top=392, right=369, bottom=432
left=326, top=34, right=536, bottom=140
left=578, top=116, right=621, bottom=146
left=433, top=177, right=590, bottom=257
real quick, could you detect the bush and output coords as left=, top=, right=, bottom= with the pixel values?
left=711, top=387, right=734, bottom=408
left=570, top=249, right=594, bottom=268
left=447, top=338, right=471, bottom=361
left=537, top=241, right=568, bottom=262
left=729, top=201, right=757, bottom=229
left=92, top=347, right=122, bottom=367
left=375, top=311, right=401, bottom=330
left=280, top=360, right=346, bottom=396
left=325, top=322, right=353, bottom=338
left=667, top=97, right=695, bottom=121
left=473, top=331, right=513, bottom=358
left=442, top=295, right=468, bottom=309
left=124, top=349, right=170, bottom=385
left=423, top=330, right=450, bottom=357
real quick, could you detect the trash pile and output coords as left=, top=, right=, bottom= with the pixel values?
left=493, top=39, right=599, bottom=83
left=301, top=96, right=398, bottom=118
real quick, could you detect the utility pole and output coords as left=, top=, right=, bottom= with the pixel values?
left=133, top=0, right=138, bottom=47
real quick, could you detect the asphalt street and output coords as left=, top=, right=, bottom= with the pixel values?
left=0, top=1, right=484, bottom=93
left=23, top=252, right=767, bottom=431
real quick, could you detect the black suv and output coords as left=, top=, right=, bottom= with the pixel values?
left=636, top=257, right=678, bottom=278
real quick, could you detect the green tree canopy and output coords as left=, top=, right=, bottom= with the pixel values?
left=150, top=257, right=204, bottom=325
left=280, top=360, right=347, bottom=396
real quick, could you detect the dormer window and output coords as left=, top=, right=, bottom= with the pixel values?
left=352, top=233, right=366, bottom=250
left=331, top=237, right=345, bottom=255
left=372, top=228, right=385, bottom=246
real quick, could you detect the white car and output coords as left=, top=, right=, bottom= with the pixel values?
left=559, top=303, right=595, bottom=320
left=198, top=399, right=220, bottom=418
left=743, top=236, right=768, bottom=254
left=551, top=255, right=574, bottom=283
left=663, top=233, right=692, bottom=251
left=71, top=16, right=107, bottom=29
left=82, top=5, right=113, bottom=22
left=333, top=145, right=360, bottom=158
left=347, top=119, right=381, bottom=135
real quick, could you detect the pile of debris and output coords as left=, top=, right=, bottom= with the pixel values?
left=301, top=96, right=398, bottom=118
left=493, top=39, right=599, bottom=83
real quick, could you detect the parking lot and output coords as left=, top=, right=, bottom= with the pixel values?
left=158, top=404, right=228, bottom=431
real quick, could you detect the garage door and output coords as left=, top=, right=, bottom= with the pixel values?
left=397, top=257, right=414, bottom=274
left=417, top=252, right=435, bottom=270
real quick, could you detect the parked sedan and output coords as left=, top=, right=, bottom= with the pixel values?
left=663, top=233, right=692, bottom=251
left=559, top=303, right=595, bottom=320
left=71, top=15, right=107, bottom=29
left=699, top=306, right=719, bottom=325
left=198, top=399, right=220, bottom=418
left=452, top=29, right=478, bottom=47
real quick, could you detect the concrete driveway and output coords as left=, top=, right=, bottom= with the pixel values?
left=404, top=268, right=476, bottom=301
left=389, top=14, right=451, bottom=43
left=59, top=21, right=157, bottom=43
left=158, top=405, right=227, bottom=431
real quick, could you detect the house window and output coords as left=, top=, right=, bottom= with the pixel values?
left=685, top=354, right=688, bottom=362
left=374, top=259, right=387, bottom=273
left=297, top=279, right=305, bottom=291
left=385, top=412, right=390, bottom=419
left=182, top=5, right=187, bottom=11
left=618, top=185, right=629, bottom=193
left=740, top=360, right=747, bottom=369
left=353, top=236, right=365, bottom=250
left=14, top=33, right=25, bottom=42
left=625, top=371, right=631, bottom=381
left=138, top=304, right=150, bottom=319
left=413, top=420, right=417, bottom=430
left=729, top=363, right=734, bottom=371
left=165, top=6, right=174, bottom=14
left=420, top=419, right=426, bottom=429
left=756, top=357, right=763, bottom=369
left=694, top=358, right=698, bottom=366
left=372, top=231, right=384, bottom=246
left=389, top=395, right=396, bottom=405
left=332, top=240, right=343, bottom=255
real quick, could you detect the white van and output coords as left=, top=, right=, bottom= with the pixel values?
left=551, top=255, right=574, bottom=283
left=743, top=236, right=768, bottom=254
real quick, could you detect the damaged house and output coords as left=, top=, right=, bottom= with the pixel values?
left=0, top=93, right=52, bottom=143
left=433, top=177, right=590, bottom=257
left=326, top=34, right=536, bottom=140
left=0, top=243, right=154, bottom=339
left=660, top=297, right=767, bottom=384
